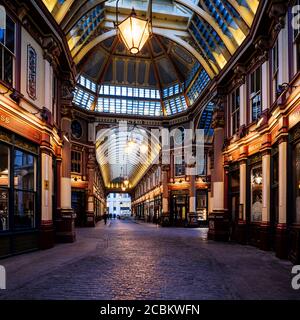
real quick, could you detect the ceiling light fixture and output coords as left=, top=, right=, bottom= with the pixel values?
left=115, top=0, right=151, bottom=55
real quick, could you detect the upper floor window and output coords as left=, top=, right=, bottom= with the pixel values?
left=71, top=150, right=82, bottom=174
left=272, top=40, right=279, bottom=101
left=250, top=66, right=262, bottom=122
left=293, top=0, right=300, bottom=72
left=0, top=14, right=15, bottom=86
left=231, top=87, right=240, bottom=135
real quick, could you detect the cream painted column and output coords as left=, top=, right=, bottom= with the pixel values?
left=56, top=114, right=76, bottom=242
left=41, top=152, right=53, bottom=222
left=276, top=137, right=288, bottom=259
left=260, top=150, right=272, bottom=251
left=278, top=140, right=287, bottom=225
left=39, top=147, right=54, bottom=249
left=262, top=152, right=271, bottom=223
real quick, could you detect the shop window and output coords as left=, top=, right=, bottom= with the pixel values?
left=0, top=144, right=9, bottom=231
left=250, top=164, right=263, bottom=222
left=13, top=149, right=36, bottom=230
left=196, top=190, right=208, bottom=223
left=231, top=87, right=240, bottom=135
left=0, top=14, right=15, bottom=86
left=71, top=150, right=82, bottom=174
left=250, top=66, right=262, bottom=122
left=293, top=141, right=300, bottom=223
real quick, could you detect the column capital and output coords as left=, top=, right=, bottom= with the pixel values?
left=278, top=134, right=288, bottom=145
left=161, top=164, right=170, bottom=172
left=212, top=109, right=225, bottom=129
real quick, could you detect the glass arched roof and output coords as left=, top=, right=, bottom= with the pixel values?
left=43, top=0, right=260, bottom=117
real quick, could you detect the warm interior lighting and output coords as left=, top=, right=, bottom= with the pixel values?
left=140, top=143, right=148, bottom=154
left=63, top=134, right=70, bottom=143
left=256, top=116, right=264, bottom=128
left=117, top=9, right=150, bottom=55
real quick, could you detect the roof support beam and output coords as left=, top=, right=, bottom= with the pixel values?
left=54, top=0, right=76, bottom=25
left=152, top=27, right=215, bottom=78
left=57, top=0, right=238, bottom=55
left=147, top=40, right=166, bottom=116
left=73, top=28, right=216, bottom=79
left=62, top=0, right=104, bottom=33
left=174, top=0, right=236, bottom=55
left=227, top=0, right=254, bottom=28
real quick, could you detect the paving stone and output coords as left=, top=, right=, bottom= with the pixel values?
left=0, top=219, right=299, bottom=300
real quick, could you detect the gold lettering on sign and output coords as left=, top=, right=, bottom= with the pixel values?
left=0, top=114, right=10, bottom=124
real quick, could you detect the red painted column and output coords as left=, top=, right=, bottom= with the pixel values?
left=161, top=164, right=170, bottom=226
left=86, top=147, right=96, bottom=227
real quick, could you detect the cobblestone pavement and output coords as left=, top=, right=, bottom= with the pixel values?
left=0, top=219, right=299, bottom=300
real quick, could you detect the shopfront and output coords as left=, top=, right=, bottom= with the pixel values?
left=248, top=154, right=263, bottom=247
left=71, top=188, right=86, bottom=227
left=289, top=125, right=300, bottom=262
left=170, top=190, right=189, bottom=226
left=196, top=189, right=208, bottom=226
left=228, top=163, right=240, bottom=239
left=154, top=195, right=162, bottom=224
left=0, top=128, right=40, bottom=257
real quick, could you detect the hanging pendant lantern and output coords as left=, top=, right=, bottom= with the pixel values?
left=117, top=8, right=150, bottom=54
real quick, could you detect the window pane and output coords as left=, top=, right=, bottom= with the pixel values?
left=6, top=15, right=15, bottom=53
left=4, top=49, right=13, bottom=85
left=251, top=165, right=262, bottom=222
left=14, top=150, right=35, bottom=191
left=14, top=190, right=35, bottom=229
left=0, top=188, right=9, bottom=231
left=0, top=49, right=2, bottom=80
left=0, top=143, right=9, bottom=187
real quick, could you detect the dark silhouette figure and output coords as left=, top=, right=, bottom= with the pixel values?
left=104, top=213, right=107, bottom=225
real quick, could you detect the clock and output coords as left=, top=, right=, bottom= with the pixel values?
left=71, top=120, right=83, bottom=139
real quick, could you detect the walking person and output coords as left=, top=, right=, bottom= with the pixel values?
left=104, top=212, right=107, bottom=225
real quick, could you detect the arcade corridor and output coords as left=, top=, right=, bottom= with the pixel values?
left=0, top=219, right=298, bottom=300
left=1, top=0, right=300, bottom=304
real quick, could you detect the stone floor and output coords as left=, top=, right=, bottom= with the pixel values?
left=0, top=219, right=299, bottom=300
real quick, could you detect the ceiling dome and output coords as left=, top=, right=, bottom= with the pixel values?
left=43, top=0, right=260, bottom=117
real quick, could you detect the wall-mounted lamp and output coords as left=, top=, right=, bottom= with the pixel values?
left=30, top=106, right=49, bottom=122
left=0, top=87, right=22, bottom=104
left=63, top=133, right=70, bottom=143
left=277, top=82, right=298, bottom=95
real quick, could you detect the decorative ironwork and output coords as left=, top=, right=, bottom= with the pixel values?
left=27, top=45, right=37, bottom=100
